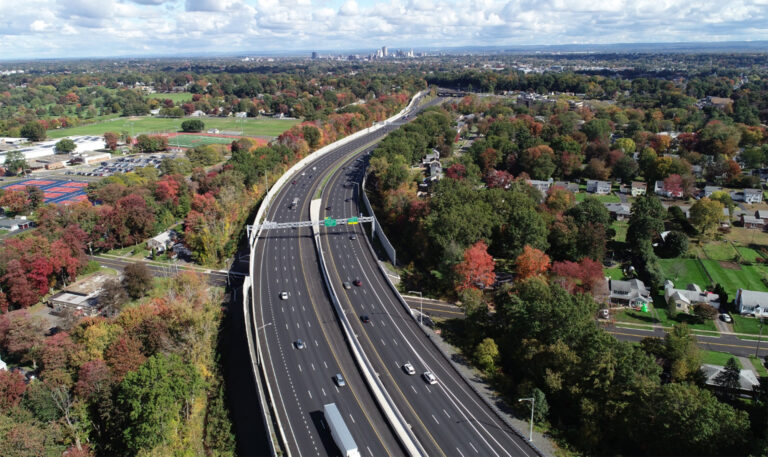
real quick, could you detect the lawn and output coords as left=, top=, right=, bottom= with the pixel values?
left=724, top=226, right=768, bottom=247
left=700, top=259, right=768, bottom=298
left=47, top=116, right=300, bottom=139
left=611, top=220, right=628, bottom=243
left=750, top=355, right=768, bottom=377
left=574, top=192, right=621, bottom=203
left=658, top=258, right=711, bottom=288
left=147, top=92, right=194, bottom=103
left=604, top=266, right=625, bottom=280
left=737, top=246, right=765, bottom=263
left=700, top=350, right=741, bottom=368
left=702, top=242, right=739, bottom=262
left=166, top=134, right=242, bottom=148
left=732, top=314, right=766, bottom=335
left=615, top=308, right=658, bottom=325
left=654, top=306, right=718, bottom=332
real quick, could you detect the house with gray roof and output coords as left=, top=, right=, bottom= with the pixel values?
left=731, top=188, right=764, bottom=204
left=704, top=186, right=722, bottom=198
left=0, top=216, right=32, bottom=232
left=701, top=364, right=759, bottom=395
left=605, top=202, right=631, bottom=221
left=587, top=180, right=611, bottom=194
left=664, top=280, right=720, bottom=313
left=608, top=278, right=651, bottom=307
left=735, top=288, right=768, bottom=315
left=527, top=178, right=553, bottom=195
left=554, top=181, right=579, bottom=193
left=741, top=215, right=765, bottom=230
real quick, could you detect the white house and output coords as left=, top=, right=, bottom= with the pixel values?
left=735, top=288, right=768, bottom=315
left=607, top=278, right=651, bottom=307
left=664, top=280, right=720, bottom=313
left=731, top=188, right=764, bottom=204
left=701, top=364, right=759, bottom=394
left=587, top=180, right=611, bottom=194
left=527, top=178, right=553, bottom=195
left=631, top=181, right=647, bottom=196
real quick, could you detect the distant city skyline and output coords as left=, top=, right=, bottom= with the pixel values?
left=2, top=0, right=768, bottom=60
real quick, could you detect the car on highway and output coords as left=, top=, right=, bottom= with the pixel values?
left=422, top=371, right=437, bottom=385
left=295, top=339, right=306, bottom=350
left=360, top=315, right=370, bottom=324
left=720, top=313, right=733, bottom=323
left=280, top=291, right=288, bottom=300
left=334, top=373, right=346, bottom=387
left=353, top=279, right=362, bottom=287
left=350, top=234, right=357, bottom=240
left=403, top=363, right=416, bottom=375
left=326, top=206, right=332, bottom=210
left=342, top=281, right=351, bottom=289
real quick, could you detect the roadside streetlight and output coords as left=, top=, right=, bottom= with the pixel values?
left=756, top=306, right=764, bottom=357
left=409, top=290, right=423, bottom=325
left=257, top=322, right=272, bottom=332
left=518, top=397, right=535, bottom=443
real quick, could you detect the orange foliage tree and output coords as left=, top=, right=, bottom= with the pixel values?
left=515, top=245, right=551, bottom=280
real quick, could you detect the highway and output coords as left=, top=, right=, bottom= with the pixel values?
left=317, top=149, right=538, bottom=456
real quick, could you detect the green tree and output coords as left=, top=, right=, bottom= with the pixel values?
left=181, top=119, right=205, bottom=132
left=612, top=155, right=639, bottom=182
left=714, top=357, right=741, bottom=401
left=302, top=125, right=321, bottom=149
left=474, top=337, right=500, bottom=374
left=662, top=230, right=689, bottom=258
left=20, top=121, right=46, bottom=141
left=54, top=138, right=76, bottom=154
left=690, top=197, right=724, bottom=239
left=115, top=354, right=203, bottom=454
left=4, top=151, right=28, bottom=176
left=665, top=324, right=702, bottom=382
left=627, top=195, right=665, bottom=250
left=582, top=118, right=612, bottom=142
left=614, top=137, right=636, bottom=154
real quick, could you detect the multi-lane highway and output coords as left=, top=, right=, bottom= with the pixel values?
left=316, top=147, right=538, bottom=456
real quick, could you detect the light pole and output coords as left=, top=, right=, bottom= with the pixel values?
left=257, top=322, right=272, bottom=332
left=756, top=306, right=764, bottom=357
left=409, top=290, right=423, bottom=325
left=518, top=397, right=535, bottom=442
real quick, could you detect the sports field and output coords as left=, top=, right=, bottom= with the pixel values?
left=3, top=179, right=89, bottom=204
left=166, top=133, right=249, bottom=149
left=47, top=116, right=300, bottom=139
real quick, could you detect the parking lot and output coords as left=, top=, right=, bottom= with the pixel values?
left=67, top=153, right=179, bottom=178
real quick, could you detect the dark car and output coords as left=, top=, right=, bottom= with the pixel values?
left=326, top=206, right=332, bottom=211
left=353, top=279, right=362, bottom=287
left=361, top=315, right=370, bottom=323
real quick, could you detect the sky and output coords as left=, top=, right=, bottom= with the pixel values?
left=2, top=0, right=768, bottom=60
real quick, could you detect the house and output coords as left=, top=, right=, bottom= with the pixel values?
left=586, top=180, right=611, bottom=194
left=741, top=215, right=765, bottom=230
left=735, top=288, right=768, bottom=314
left=189, top=110, right=206, bottom=117
left=631, top=181, right=647, bottom=196
left=655, top=180, right=682, bottom=198
left=147, top=230, right=177, bottom=253
left=605, top=203, right=631, bottom=221
left=745, top=188, right=763, bottom=204
left=554, top=181, right=579, bottom=193
left=608, top=278, right=651, bottom=307
left=47, top=273, right=111, bottom=317
left=0, top=216, right=32, bottom=232
left=527, top=178, right=553, bottom=195
left=664, top=280, right=720, bottom=313
left=704, top=186, right=723, bottom=198
left=422, top=150, right=440, bottom=165
left=428, top=161, right=443, bottom=179
left=756, top=210, right=768, bottom=220
left=701, top=364, right=759, bottom=395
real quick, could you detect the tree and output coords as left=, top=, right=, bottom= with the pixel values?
left=582, top=119, right=612, bottom=142
left=454, top=240, right=495, bottom=292
left=714, top=357, right=741, bottom=402
left=665, top=324, right=702, bottom=382
left=55, top=138, right=76, bottom=154
left=584, top=158, right=610, bottom=180
left=20, top=121, right=46, bottom=141
left=0, top=369, right=27, bottom=409
left=515, top=245, right=550, bottom=280
left=103, top=132, right=119, bottom=151
left=627, top=195, right=665, bottom=250
left=122, top=262, right=152, bottom=300
left=25, top=185, right=44, bottom=210
left=3, top=151, right=28, bottom=176
left=181, top=119, right=205, bottom=132
left=115, top=354, right=203, bottom=454
left=474, top=337, right=499, bottom=374
left=662, top=230, right=689, bottom=258
left=0, top=190, right=30, bottom=214
left=612, top=155, right=639, bottom=182
left=690, top=198, right=724, bottom=239
left=105, top=336, right=146, bottom=382
left=614, top=137, right=636, bottom=154
left=99, top=278, right=128, bottom=313
left=662, top=174, right=683, bottom=197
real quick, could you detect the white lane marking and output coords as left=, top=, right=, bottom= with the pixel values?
left=311, top=363, right=316, bottom=371
left=315, top=340, right=319, bottom=347
left=469, top=442, right=478, bottom=453
left=324, top=361, right=328, bottom=369
left=457, top=448, right=466, bottom=457
left=410, top=385, right=417, bottom=394
left=367, top=446, right=373, bottom=456
left=321, top=388, right=327, bottom=396
left=349, top=414, right=356, bottom=424
left=432, top=414, right=440, bottom=425
left=298, top=364, right=302, bottom=372
left=307, top=321, right=311, bottom=328
left=443, top=408, right=450, bottom=418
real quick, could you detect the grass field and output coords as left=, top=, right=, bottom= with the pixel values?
left=700, top=259, right=768, bottom=298
left=750, top=355, right=768, bottom=377
left=702, top=242, right=739, bottom=261
left=654, top=306, right=718, bottom=332
left=147, top=92, right=194, bottom=103
left=604, top=266, right=625, bottom=280
left=737, top=246, right=765, bottom=262
left=167, top=134, right=241, bottom=148
left=701, top=350, right=741, bottom=368
left=724, top=226, right=768, bottom=246
left=611, top=220, right=628, bottom=243
left=658, top=258, right=711, bottom=288
left=732, top=314, right=765, bottom=335
left=575, top=192, right=620, bottom=203
left=47, top=116, right=300, bottom=139
left=615, top=308, right=658, bottom=325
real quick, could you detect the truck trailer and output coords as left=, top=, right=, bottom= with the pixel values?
left=323, top=403, right=360, bottom=457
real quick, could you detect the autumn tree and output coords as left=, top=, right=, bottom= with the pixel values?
left=122, top=262, right=152, bottom=300
left=474, top=337, right=499, bottom=374
left=103, top=132, right=119, bottom=151
left=25, top=185, right=44, bottom=210
left=105, top=336, right=146, bottom=382
left=690, top=197, right=724, bottom=239
left=454, top=240, right=495, bottom=292
left=0, top=369, right=27, bottom=409
left=515, top=245, right=551, bottom=280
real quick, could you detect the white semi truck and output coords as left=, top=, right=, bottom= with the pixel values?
left=323, top=403, right=360, bottom=457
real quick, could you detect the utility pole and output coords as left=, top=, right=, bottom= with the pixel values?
left=756, top=306, right=764, bottom=357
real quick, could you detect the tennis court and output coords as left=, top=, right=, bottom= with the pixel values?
left=2, top=179, right=90, bottom=204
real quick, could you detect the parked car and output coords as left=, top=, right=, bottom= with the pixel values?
left=403, top=363, right=416, bottom=375
left=350, top=235, right=357, bottom=240
left=720, top=313, right=733, bottom=323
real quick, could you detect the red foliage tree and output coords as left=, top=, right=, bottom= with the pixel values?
left=663, top=174, right=684, bottom=198
left=445, top=163, right=467, bottom=180
left=41, top=332, right=78, bottom=386
left=154, top=177, right=180, bottom=205
left=0, top=369, right=27, bottom=409
left=454, top=241, right=496, bottom=291
left=515, top=245, right=551, bottom=280
left=104, top=336, right=146, bottom=382
left=0, top=190, right=30, bottom=214
left=486, top=169, right=513, bottom=189
left=75, top=360, right=113, bottom=399
left=2, top=260, right=40, bottom=308
left=551, top=258, right=605, bottom=293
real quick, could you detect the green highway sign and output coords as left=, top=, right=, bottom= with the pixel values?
left=347, top=217, right=359, bottom=225
left=324, top=218, right=337, bottom=227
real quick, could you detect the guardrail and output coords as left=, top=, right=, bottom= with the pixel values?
left=244, top=90, right=427, bottom=456
left=360, top=172, right=397, bottom=265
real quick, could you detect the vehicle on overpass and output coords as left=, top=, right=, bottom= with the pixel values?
left=323, top=403, right=360, bottom=457
left=289, top=198, right=299, bottom=209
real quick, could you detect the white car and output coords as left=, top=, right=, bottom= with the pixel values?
left=280, top=291, right=288, bottom=300
left=403, top=363, right=416, bottom=375
left=720, top=313, right=733, bottom=323
left=422, top=371, right=437, bottom=385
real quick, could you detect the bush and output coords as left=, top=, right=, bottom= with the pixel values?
left=693, top=303, right=718, bottom=322
left=54, top=138, right=76, bottom=154
left=181, top=119, right=205, bottom=132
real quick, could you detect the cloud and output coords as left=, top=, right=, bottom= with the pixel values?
left=30, top=20, right=51, bottom=32
left=186, top=0, right=233, bottom=12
